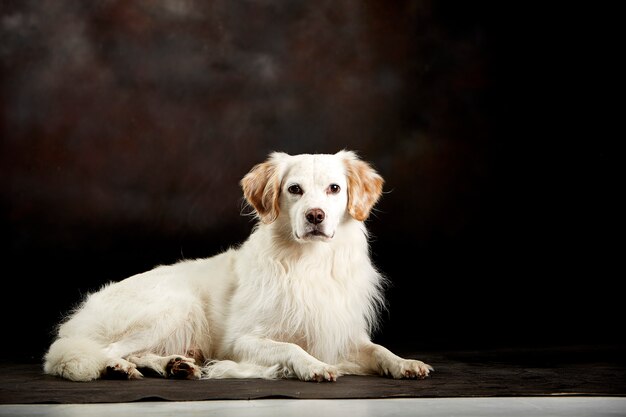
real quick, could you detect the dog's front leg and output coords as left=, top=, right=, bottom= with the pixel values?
left=233, top=335, right=338, bottom=382
left=345, top=341, right=433, bottom=379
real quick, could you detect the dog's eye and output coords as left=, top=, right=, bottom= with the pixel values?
left=328, top=184, right=341, bottom=194
left=288, top=184, right=303, bottom=195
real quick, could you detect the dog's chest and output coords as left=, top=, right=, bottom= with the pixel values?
left=232, top=242, right=379, bottom=363
left=263, top=266, right=368, bottom=361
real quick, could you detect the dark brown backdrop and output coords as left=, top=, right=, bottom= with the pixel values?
left=1, top=1, right=619, bottom=362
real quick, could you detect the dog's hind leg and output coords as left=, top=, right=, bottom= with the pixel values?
left=43, top=336, right=143, bottom=381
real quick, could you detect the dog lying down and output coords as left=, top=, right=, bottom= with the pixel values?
left=44, top=150, right=433, bottom=382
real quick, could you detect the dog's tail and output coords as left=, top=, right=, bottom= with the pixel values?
left=43, top=336, right=109, bottom=382
left=201, top=360, right=287, bottom=379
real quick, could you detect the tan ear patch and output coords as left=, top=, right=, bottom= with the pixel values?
left=240, top=160, right=281, bottom=224
left=344, top=157, right=384, bottom=221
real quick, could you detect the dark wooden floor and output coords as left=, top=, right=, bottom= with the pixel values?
left=1, top=345, right=624, bottom=404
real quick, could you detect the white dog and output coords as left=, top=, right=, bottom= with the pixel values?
left=44, top=150, right=433, bottom=382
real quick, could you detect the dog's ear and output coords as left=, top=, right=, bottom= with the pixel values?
left=339, top=150, right=384, bottom=221
left=240, top=153, right=287, bottom=224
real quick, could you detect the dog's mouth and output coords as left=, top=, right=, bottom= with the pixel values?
left=295, top=227, right=334, bottom=241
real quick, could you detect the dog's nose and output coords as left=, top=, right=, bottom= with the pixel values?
left=306, top=208, right=325, bottom=225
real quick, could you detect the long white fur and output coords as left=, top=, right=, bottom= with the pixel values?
left=44, top=150, right=432, bottom=382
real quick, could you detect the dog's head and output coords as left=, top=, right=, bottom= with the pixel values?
left=241, top=150, right=384, bottom=243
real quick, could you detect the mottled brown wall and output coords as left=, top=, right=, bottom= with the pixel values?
left=1, top=1, right=618, bottom=360
left=2, top=1, right=489, bottom=240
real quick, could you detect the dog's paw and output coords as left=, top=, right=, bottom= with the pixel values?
left=103, top=359, right=143, bottom=380
left=382, top=359, right=433, bottom=380
left=295, top=361, right=339, bottom=382
left=165, top=355, right=202, bottom=379
left=127, top=353, right=202, bottom=379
